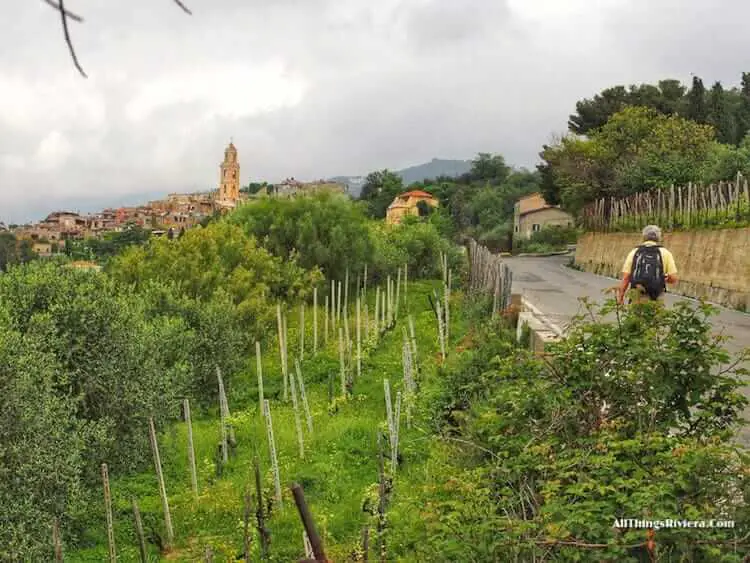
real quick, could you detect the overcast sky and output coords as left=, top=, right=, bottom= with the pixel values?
left=1, top=0, right=748, bottom=223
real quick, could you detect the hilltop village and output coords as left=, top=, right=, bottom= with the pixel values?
left=0, top=142, right=347, bottom=256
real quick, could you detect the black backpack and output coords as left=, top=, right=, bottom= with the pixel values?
left=629, top=245, right=666, bottom=300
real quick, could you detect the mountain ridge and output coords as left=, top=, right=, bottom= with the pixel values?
left=330, top=157, right=472, bottom=198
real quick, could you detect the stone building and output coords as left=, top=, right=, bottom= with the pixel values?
left=385, top=190, right=439, bottom=225
left=272, top=178, right=347, bottom=198
left=513, top=193, right=574, bottom=239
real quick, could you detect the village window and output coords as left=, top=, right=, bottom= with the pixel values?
left=532, top=224, right=541, bottom=232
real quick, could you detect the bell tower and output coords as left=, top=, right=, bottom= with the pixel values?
left=218, top=140, right=240, bottom=202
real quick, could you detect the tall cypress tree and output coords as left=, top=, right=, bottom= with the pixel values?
left=686, top=76, right=708, bottom=123
left=707, top=81, right=736, bottom=144
left=736, top=72, right=750, bottom=143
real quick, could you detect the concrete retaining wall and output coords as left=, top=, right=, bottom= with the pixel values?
left=575, top=229, right=750, bottom=311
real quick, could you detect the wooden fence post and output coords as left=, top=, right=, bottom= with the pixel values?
left=256, top=341, right=264, bottom=415
left=183, top=398, right=199, bottom=500
left=132, top=499, right=148, bottom=563
left=101, top=463, right=116, bottom=563
left=52, top=517, right=63, bottom=563
left=148, top=417, right=174, bottom=548
left=313, top=287, right=318, bottom=355
left=254, top=457, right=270, bottom=559
left=290, top=483, right=328, bottom=562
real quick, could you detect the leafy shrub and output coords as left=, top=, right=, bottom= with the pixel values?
left=369, top=218, right=463, bottom=282
left=416, top=298, right=750, bottom=561
left=229, top=192, right=372, bottom=282
left=514, top=224, right=578, bottom=253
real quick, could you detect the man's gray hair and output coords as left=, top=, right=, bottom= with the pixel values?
left=642, top=224, right=662, bottom=242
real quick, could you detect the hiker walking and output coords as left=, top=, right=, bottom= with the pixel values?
left=617, top=225, right=678, bottom=305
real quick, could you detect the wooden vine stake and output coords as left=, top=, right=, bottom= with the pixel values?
left=183, top=398, right=199, bottom=500
left=52, top=517, right=63, bottom=562
left=339, top=327, right=347, bottom=397
left=363, top=302, right=369, bottom=344
left=402, top=329, right=415, bottom=428
left=282, top=315, right=290, bottom=401
left=216, top=367, right=230, bottom=463
left=132, top=499, right=148, bottom=563
left=148, top=418, right=174, bottom=548
left=374, top=287, right=380, bottom=339
left=386, top=275, right=392, bottom=327
left=356, top=295, right=362, bottom=380
left=363, top=263, right=368, bottom=298
left=256, top=341, right=264, bottom=416
left=403, top=263, right=408, bottom=307
left=383, top=379, right=398, bottom=475
left=276, top=304, right=288, bottom=402
left=299, top=303, right=305, bottom=359
left=394, top=267, right=401, bottom=321
left=344, top=267, right=350, bottom=322
left=444, top=269, right=451, bottom=343
left=376, top=432, right=388, bottom=563
left=289, top=358, right=305, bottom=459
left=303, top=532, right=314, bottom=559
left=101, top=463, right=117, bottom=562
left=243, top=490, right=252, bottom=563
left=324, top=294, right=329, bottom=346
left=295, top=359, right=314, bottom=434
left=393, top=391, right=402, bottom=475
left=291, top=483, right=328, bottom=562
left=337, top=280, right=343, bottom=328
left=254, top=457, right=270, bottom=559
left=435, top=298, right=446, bottom=362
left=330, top=279, right=336, bottom=331
left=344, top=296, right=352, bottom=361
left=263, top=400, right=283, bottom=508
left=313, top=287, right=318, bottom=355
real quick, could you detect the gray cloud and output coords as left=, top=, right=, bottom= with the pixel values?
left=2, top=0, right=750, bottom=223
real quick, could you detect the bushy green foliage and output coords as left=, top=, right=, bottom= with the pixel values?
left=543, top=107, right=717, bottom=213
left=369, top=218, right=462, bottom=281
left=0, top=263, right=192, bottom=471
left=411, top=298, right=750, bottom=561
left=0, top=309, right=93, bottom=561
left=568, top=74, right=750, bottom=142
left=359, top=169, right=405, bottom=218
left=0, top=263, right=202, bottom=559
left=65, top=225, right=151, bottom=264
left=0, top=231, right=35, bottom=271
left=414, top=161, right=541, bottom=251
left=110, top=220, right=316, bottom=331
left=514, top=224, right=578, bottom=254
left=229, top=192, right=371, bottom=282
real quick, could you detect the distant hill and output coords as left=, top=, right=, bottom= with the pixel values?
left=331, top=158, right=472, bottom=198
left=396, top=158, right=472, bottom=185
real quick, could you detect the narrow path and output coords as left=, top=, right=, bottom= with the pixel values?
left=508, top=254, right=750, bottom=444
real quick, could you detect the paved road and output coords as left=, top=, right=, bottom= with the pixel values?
left=508, top=253, right=750, bottom=444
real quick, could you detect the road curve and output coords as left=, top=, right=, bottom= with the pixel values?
left=507, top=253, right=750, bottom=444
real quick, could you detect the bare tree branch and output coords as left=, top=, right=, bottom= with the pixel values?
left=56, top=0, right=87, bottom=78
left=43, top=0, right=193, bottom=78
left=42, top=0, right=83, bottom=22
left=172, top=0, right=193, bottom=15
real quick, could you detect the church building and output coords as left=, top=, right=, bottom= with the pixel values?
left=215, top=141, right=241, bottom=209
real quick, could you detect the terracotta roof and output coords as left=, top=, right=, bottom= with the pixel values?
left=518, top=205, right=558, bottom=217
left=400, top=190, right=434, bottom=198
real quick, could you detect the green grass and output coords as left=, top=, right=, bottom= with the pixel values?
left=66, top=279, right=471, bottom=562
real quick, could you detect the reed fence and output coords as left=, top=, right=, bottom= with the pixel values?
left=581, top=174, right=750, bottom=232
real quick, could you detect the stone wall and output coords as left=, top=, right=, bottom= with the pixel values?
left=575, top=229, right=750, bottom=310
